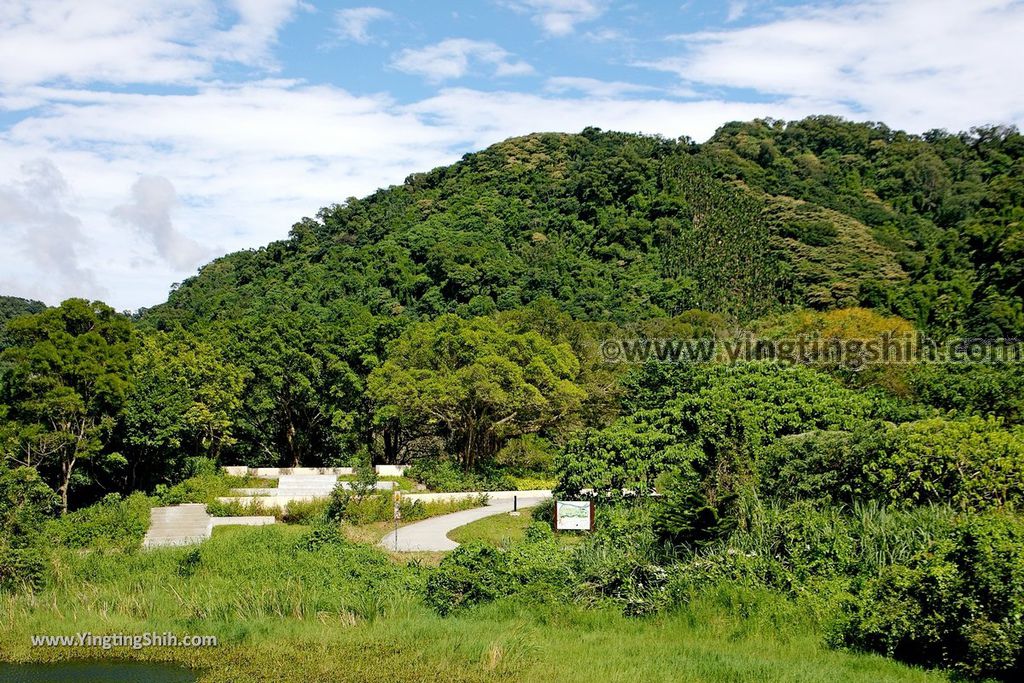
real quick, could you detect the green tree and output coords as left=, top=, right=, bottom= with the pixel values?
left=120, top=332, right=247, bottom=488
left=0, top=300, right=136, bottom=512
left=369, top=315, right=586, bottom=470
left=861, top=416, right=1024, bottom=511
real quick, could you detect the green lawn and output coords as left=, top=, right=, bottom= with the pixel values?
left=447, top=510, right=586, bottom=548
left=0, top=525, right=947, bottom=683
left=447, top=511, right=537, bottom=547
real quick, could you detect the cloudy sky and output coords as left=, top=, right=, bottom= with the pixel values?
left=2, top=0, right=1022, bottom=310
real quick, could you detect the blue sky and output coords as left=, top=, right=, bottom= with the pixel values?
left=1, top=0, right=1022, bottom=309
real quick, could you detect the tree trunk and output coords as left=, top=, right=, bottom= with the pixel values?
left=59, top=455, right=75, bottom=515
left=287, top=422, right=299, bottom=468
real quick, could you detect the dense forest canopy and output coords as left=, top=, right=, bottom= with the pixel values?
left=0, top=297, right=45, bottom=334
left=2, top=115, right=1023, bottom=496
left=146, top=117, right=1023, bottom=336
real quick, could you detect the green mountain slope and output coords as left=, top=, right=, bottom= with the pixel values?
left=144, top=118, right=1022, bottom=338
left=0, top=297, right=46, bottom=328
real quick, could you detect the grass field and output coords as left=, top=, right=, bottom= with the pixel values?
left=0, top=524, right=948, bottom=682
left=447, top=509, right=586, bottom=548
left=447, top=510, right=536, bottom=547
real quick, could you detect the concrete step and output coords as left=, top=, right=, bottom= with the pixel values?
left=143, top=504, right=214, bottom=549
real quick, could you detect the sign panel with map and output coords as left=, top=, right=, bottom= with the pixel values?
left=554, top=500, right=594, bottom=531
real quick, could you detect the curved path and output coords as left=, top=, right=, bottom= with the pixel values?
left=379, top=495, right=549, bottom=552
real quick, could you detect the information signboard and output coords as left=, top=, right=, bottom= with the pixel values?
left=554, top=500, right=594, bottom=531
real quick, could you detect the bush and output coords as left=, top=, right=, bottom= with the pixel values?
left=495, top=434, right=556, bottom=476
left=758, top=429, right=865, bottom=504
left=837, top=511, right=1024, bottom=679
left=299, top=519, right=347, bottom=552
left=205, top=498, right=276, bottom=518
left=325, top=485, right=486, bottom=526
left=424, top=534, right=573, bottom=615
left=572, top=530, right=668, bottom=616
left=407, top=458, right=515, bottom=493
left=154, top=474, right=232, bottom=505
left=861, top=416, right=1024, bottom=511
left=653, top=469, right=737, bottom=552
left=0, top=467, right=58, bottom=545
left=531, top=498, right=554, bottom=524
left=510, top=476, right=558, bottom=491
left=0, top=544, right=48, bottom=592
left=46, top=492, right=153, bottom=549
left=0, top=468, right=58, bottom=592
left=282, top=498, right=328, bottom=524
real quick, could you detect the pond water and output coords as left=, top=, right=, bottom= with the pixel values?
left=0, top=661, right=197, bottom=682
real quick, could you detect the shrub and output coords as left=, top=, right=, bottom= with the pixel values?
left=205, top=498, right=275, bottom=518
left=0, top=468, right=58, bottom=592
left=531, top=498, right=554, bottom=524
left=653, top=469, right=737, bottom=552
left=861, top=416, right=1024, bottom=511
left=758, top=429, right=864, bottom=504
left=572, top=530, right=668, bottom=616
left=327, top=484, right=486, bottom=525
left=407, top=458, right=515, bottom=493
left=0, top=544, right=48, bottom=592
left=0, top=467, right=58, bottom=545
left=424, top=534, right=572, bottom=615
left=555, top=420, right=684, bottom=497
left=495, top=434, right=556, bottom=476
left=510, top=476, right=558, bottom=491
left=47, top=492, right=153, bottom=549
left=838, top=511, right=1024, bottom=680
left=299, top=519, right=347, bottom=552
left=154, top=474, right=232, bottom=505
left=282, top=498, right=328, bottom=524
left=424, top=543, right=514, bottom=615
left=326, top=487, right=401, bottom=525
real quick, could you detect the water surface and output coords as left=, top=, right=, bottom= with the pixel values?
left=0, top=661, right=197, bottom=682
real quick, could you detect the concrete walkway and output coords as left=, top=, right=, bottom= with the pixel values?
left=379, top=494, right=549, bottom=552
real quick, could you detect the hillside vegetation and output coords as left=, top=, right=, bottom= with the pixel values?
left=3, top=116, right=1024, bottom=681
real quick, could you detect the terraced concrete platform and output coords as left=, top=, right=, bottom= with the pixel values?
left=220, top=473, right=396, bottom=509
left=142, top=503, right=274, bottom=548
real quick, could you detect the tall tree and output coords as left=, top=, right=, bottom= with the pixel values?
left=369, top=315, right=586, bottom=469
left=0, top=300, right=135, bottom=512
left=120, top=332, right=247, bottom=488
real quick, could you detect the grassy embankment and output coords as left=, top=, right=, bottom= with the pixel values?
left=0, top=524, right=946, bottom=682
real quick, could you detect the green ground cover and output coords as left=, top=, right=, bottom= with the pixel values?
left=0, top=524, right=943, bottom=683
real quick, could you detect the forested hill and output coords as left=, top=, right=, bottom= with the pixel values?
left=144, top=116, right=1023, bottom=338
left=0, top=297, right=46, bottom=329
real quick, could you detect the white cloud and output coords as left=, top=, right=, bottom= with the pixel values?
left=649, top=0, right=1024, bottom=133
left=583, top=27, right=624, bottom=42
left=333, top=6, right=392, bottom=44
left=545, top=76, right=657, bottom=98
left=0, top=0, right=301, bottom=88
left=725, top=1, right=747, bottom=22
left=112, top=176, right=211, bottom=270
left=0, top=77, right=826, bottom=309
left=392, top=39, right=533, bottom=82
left=0, top=159, right=102, bottom=302
left=499, top=0, right=606, bottom=36
left=407, top=87, right=820, bottom=151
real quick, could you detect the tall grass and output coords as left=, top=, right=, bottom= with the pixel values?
left=1, top=555, right=945, bottom=683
